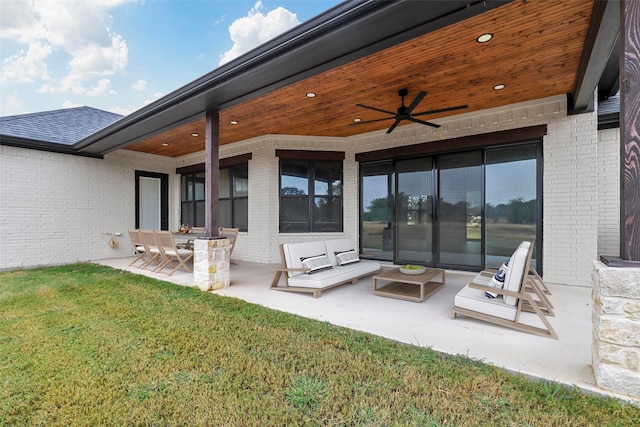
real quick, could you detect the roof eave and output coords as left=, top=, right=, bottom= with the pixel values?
left=569, top=0, right=620, bottom=115
left=0, top=135, right=103, bottom=158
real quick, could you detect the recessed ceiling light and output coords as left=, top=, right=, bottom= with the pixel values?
left=493, top=84, right=506, bottom=90
left=230, top=120, right=239, bottom=125
left=353, top=118, right=362, bottom=122
left=161, top=143, right=169, bottom=147
left=306, top=92, right=316, bottom=98
left=476, top=33, right=493, bottom=43
left=191, top=133, right=199, bottom=137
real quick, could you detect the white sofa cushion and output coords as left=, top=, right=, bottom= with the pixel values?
left=288, top=260, right=380, bottom=289
left=454, top=284, right=517, bottom=321
left=324, top=238, right=357, bottom=266
left=503, top=241, right=531, bottom=305
left=282, top=241, right=328, bottom=277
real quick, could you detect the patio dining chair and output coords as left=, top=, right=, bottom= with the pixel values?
left=138, top=229, right=163, bottom=270
left=153, top=230, right=194, bottom=276
left=452, top=241, right=558, bottom=339
left=127, top=229, right=147, bottom=268
left=219, top=227, right=239, bottom=261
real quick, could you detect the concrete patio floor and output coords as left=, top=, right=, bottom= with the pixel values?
left=97, top=257, right=632, bottom=403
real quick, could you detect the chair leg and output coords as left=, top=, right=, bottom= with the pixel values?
left=128, top=253, right=146, bottom=267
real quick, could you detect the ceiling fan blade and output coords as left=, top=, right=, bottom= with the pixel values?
left=412, top=104, right=468, bottom=117
left=349, top=117, right=394, bottom=126
left=356, top=103, right=397, bottom=116
left=386, top=119, right=402, bottom=133
left=404, top=91, right=427, bottom=115
left=407, top=117, right=441, bottom=128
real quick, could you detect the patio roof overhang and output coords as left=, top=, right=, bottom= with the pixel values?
left=73, top=0, right=619, bottom=158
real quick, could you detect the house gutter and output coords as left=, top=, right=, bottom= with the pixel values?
left=1, top=135, right=103, bottom=158
left=74, top=0, right=511, bottom=156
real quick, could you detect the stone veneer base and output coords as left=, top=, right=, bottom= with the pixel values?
left=592, top=261, right=640, bottom=399
left=194, top=238, right=231, bottom=291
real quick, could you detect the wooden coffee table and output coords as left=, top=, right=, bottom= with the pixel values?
left=373, top=267, right=445, bottom=302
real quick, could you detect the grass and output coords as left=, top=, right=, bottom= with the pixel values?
left=1, top=264, right=638, bottom=426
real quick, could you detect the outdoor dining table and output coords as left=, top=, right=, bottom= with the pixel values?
left=172, top=232, right=204, bottom=249
left=172, top=231, right=235, bottom=250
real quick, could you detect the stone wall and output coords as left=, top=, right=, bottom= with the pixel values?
left=592, top=261, right=640, bottom=398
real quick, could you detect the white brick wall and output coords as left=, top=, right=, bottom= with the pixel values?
left=1, top=94, right=621, bottom=287
left=597, top=128, right=620, bottom=257
left=543, top=111, right=599, bottom=286
left=0, top=146, right=175, bottom=269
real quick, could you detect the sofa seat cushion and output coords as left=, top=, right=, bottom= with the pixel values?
left=288, top=261, right=380, bottom=289
left=454, top=284, right=517, bottom=321
left=165, top=248, right=193, bottom=257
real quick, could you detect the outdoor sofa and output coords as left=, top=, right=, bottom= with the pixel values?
left=271, top=237, right=381, bottom=298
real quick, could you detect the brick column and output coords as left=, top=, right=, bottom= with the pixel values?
left=194, top=238, right=231, bottom=291
left=592, top=261, right=640, bottom=398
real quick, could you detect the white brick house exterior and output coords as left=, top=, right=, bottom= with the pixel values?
left=0, top=95, right=619, bottom=288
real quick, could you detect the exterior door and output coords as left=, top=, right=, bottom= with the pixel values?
left=136, top=171, right=169, bottom=230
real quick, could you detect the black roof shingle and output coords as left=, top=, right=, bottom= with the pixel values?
left=0, top=106, right=122, bottom=146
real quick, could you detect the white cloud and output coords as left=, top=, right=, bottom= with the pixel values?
left=108, top=92, right=163, bottom=116
left=108, top=105, right=135, bottom=116
left=62, top=100, right=82, bottom=109
left=0, top=40, right=52, bottom=84
left=132, top=79, right=147, bottom=91
left=144, top=92, right=164, bottom=105
left=87, top=78, right=115, bottom=96
left=219, top=1, right=299, bottom=66
left=0, top=0, right=130, bottom=92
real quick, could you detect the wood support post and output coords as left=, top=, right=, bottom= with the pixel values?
left=620, top=0, right=640, bottom=262
left=204, top=110, right=220, bottom=239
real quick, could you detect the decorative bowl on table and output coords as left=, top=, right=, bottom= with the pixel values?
left=399, top=264, right=426, bottom=275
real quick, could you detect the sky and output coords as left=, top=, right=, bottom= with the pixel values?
left=0, top=0, right=343, bottom=117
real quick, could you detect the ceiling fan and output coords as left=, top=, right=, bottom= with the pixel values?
left=354, top=89, right=468, bottom=133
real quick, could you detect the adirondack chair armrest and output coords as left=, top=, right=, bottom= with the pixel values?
left=468, top=281, right=525, bottom=300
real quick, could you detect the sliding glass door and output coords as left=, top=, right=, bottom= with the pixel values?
left=437, top=151, right=483, bottom=269
left=359, top=142, right=540, bottom=272
left=396, top=157, right=434, bottom=264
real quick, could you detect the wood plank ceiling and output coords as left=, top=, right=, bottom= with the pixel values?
left=124, top=0, right=594, bottom=158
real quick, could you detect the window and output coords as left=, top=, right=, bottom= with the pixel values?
left=219, top=163, right=248, bottom=231
left=181, top=172, right=205, bottom=227
left=179, top=160, right=249, bottom=231
left=279, top=158, right=343, bottom=233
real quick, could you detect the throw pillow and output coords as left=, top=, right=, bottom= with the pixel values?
left=335, top=249, right=360, bottom=266
left=485, top=259, right=509, bottom=298
left=300, top=254, right=333, bottom=274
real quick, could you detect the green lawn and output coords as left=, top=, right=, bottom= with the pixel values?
left=1, top=264, right=637, bottom=426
